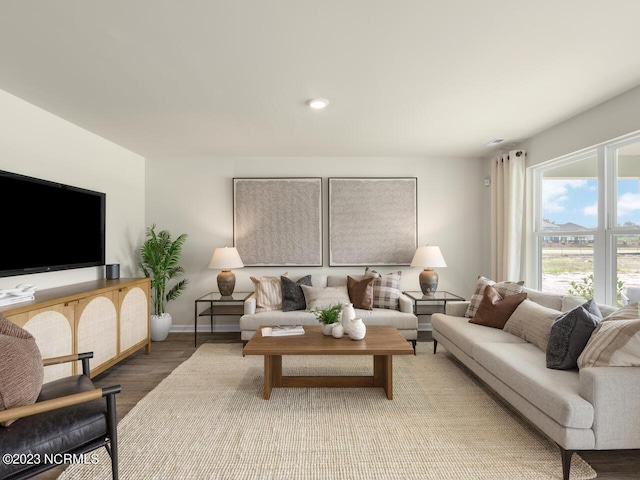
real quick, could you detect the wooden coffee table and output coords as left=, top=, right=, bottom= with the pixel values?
left=242, top=325, right=413, bottom=400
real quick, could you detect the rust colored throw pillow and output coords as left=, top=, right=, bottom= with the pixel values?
left=469, top=285, right=528, bottom=329
left=347, top=276, right=375, bottom=310
left=0, top=314, right=44, bottom=426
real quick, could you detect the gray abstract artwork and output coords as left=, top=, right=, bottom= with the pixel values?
left=329, top=178, right=417, bottom=266
left=234, top=178, right=322, bottom=266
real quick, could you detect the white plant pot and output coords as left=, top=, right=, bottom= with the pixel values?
left=151, top=312, right=172, bottom=341
left=321, top=323, right=336, bottom=335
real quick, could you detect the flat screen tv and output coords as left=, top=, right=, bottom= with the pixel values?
left=0, top=170, right=106, bottom=278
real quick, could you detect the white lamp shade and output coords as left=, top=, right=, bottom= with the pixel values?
left=410, top=246, right=447, bottom=268
left=208, top=247, right=244, bottom=270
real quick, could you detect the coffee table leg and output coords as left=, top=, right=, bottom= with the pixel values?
left=373, top=355, right=393, bottom=400
left=264, top=355, right=282, bottom=399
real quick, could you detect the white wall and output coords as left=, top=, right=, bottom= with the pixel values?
left=523, top=84, right=640, bottom=167
left=146, top=156, right=491, bottom=330
left=0, top=89, right=146, bottom=290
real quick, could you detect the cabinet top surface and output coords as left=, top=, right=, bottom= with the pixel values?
left=0, top=278, right=149, bottom=315
left=196, top=292, right=252, bottom=303
left=403, top=291, right=465, bottom=302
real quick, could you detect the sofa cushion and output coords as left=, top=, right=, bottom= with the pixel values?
left=300, top=285, right=350, bottom=311
left=470, top=286, right=527, bottom=329
left=353, top=308, right=418, bottom=330
left=465, top=276, right=524, bottom=318
left=473, top=342, right=594, bottom=429
left=521, top=287, right=564, bottom=311
left=578, top=318, right=640, bottom=368
left=602, top=302, right=640, bottom=322
left=0, top=314, right=44, bottom=426
left=364, top=268, right=402, bottom=310
left=347, top=276, right=374, bottom=310
left=503, top=299, right=561, bottom=352
left=281, top=275, right=312, bottom=312
left=250, top=275, right=284, bottom=312
left=547, top=300, right=602, bottom=370
left=432, top=314, right=527, bottom=355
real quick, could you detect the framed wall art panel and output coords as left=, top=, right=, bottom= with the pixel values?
left=233, top=178, right=322, bottom=266
left=329, top=177, right=417, bottom=266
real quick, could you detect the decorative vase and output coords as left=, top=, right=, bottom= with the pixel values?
left=150, top=312, right=172, bottom=341
left=331, top=324, right=344, bottom=338
left=349, top=318, right=366, bottom=340
left=342, top=302, right=356, bottom=334
left=322, top=323, right=336, bottom=335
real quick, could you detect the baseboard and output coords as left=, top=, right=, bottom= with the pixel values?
left=170, top=325, right=240, bottom=333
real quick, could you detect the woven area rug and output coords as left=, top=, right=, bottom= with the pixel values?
left=60, top=342, right=596, bottom=479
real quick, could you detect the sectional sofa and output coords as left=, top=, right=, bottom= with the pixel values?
left=431, top=287, right=640, bottom=480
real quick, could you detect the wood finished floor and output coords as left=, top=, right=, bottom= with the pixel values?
left=39, top=332, right=639, bottom=479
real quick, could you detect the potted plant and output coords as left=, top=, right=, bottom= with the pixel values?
left=312, top=304, right=343, bottom=335
left=139, top=224, right=188, bottom=341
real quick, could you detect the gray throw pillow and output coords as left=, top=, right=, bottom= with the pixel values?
left=281, top=275, right=312, bottom=312
left=546, top=300, right=602, bottom=370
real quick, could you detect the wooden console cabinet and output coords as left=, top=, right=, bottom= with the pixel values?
left=1, top=278, right=150, bottom=382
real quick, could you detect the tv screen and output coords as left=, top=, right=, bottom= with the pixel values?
left=0, top=170, right=106, bottom=277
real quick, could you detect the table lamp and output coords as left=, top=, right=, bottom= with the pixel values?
left=209, top=246, right=244, bottom=296
left=410, top=245, right=447, bottom=295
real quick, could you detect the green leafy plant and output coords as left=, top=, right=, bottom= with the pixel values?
left=139, top=224, right=188, bottom=315
left=311, top=304, right=343, bottom=325
left=568, top=273, right=625, bottom=306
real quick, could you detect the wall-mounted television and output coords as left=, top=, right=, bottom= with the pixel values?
left=0, top=170, right=106, bottom=278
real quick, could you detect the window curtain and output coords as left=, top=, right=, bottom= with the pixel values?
left=491, top=150, right=525, bottom=281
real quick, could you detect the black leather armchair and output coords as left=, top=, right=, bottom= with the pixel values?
left=0, top=352, right=120, bottom=480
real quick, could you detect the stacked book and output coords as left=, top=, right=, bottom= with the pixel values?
left=262, top=325, right=305, bottom=337
left=0, top=284, right=38, bottom=307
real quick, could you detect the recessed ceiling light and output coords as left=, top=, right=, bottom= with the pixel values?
left=307, top=98, right=330, bottom=109
left=485, top=138, right=505, bottom=146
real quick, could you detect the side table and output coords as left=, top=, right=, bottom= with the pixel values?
left=194, top=292, right=252, bottom=347
left=403, top=291, right=465, bottom=350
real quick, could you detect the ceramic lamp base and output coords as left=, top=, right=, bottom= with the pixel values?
left=419, top=268, right=439, bottom=295
left=217, top=270, right=236, bottom=296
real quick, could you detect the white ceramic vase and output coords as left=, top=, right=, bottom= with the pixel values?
left=342, top=302, right=356, bottom=334
left=331, top=324, right=344, bottom=338
left=151, top=312, right=172, bottom=341
left=322, top=323, right=336, bottom=335
left=349, top=318, right=366, bottom=340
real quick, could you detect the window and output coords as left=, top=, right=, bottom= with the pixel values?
left=532, top=134, right=640, bottom=305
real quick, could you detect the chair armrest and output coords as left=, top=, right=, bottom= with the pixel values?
left=445, top=301, right=470, bottom=317
left=43, top=352, right=94, bottom=377
left=0, top=385, right=121, bottom=424
left=244, top=294, right=256, bottom=315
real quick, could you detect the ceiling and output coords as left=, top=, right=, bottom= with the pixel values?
left=1, top=1, right=640, bottom=159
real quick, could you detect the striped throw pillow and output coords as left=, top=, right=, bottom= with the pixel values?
left=577, top=319, right=640, bottom=368
left=250, top=275, right=285, bottom=312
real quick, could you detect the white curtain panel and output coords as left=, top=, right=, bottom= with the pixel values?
left=491, top=150, right=525, bottom=281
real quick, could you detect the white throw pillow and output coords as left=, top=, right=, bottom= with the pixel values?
left=300, top=285, right=350, bottom=311
left=503, top=299, right=561, bottom=352
left=578, top=318, right=640, bottom=368
left=251, top=275, right=285, bottom=312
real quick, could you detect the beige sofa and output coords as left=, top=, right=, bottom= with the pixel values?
left=431, top=288, right=640, bottom=480
left=240, top=274, right=418, bottom=351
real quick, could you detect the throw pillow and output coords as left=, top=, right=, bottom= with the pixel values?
left=578, top=318, right=640, bottom=368
left=546, top=300, right=602, bottom=370
left=364, top=268, right=402, bottom=310
left=300, top=285, right=351, bottom=311
left=347, top=276, right=375, bottom=310
left=250, top=275, right=285, bottom=312
left=469, top=285, right=527, bottom=329
left=503, top=299, right=561, bottom=352
left=0, top=314, right=44, bottom=426
left=281, top=275, right=312, bottom=312
left=465, top=276, right=525, bottom=318
left=602, top=302, right=640, bottom=322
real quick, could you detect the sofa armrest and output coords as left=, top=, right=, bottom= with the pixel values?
left=580, top=366, right=640, bottom=449
left=398, top=294, right=413, bottom=314
left=244, top=294, right=256, bottom=315
left=445, top=301, right=469, bottom=317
